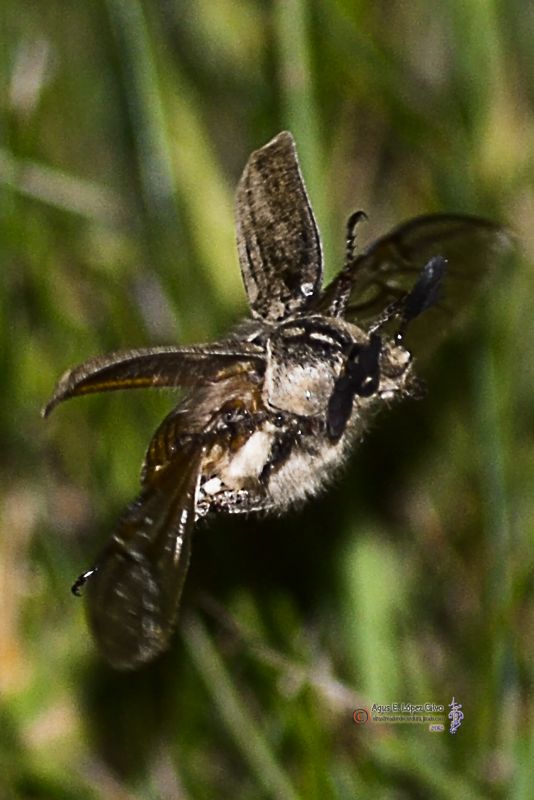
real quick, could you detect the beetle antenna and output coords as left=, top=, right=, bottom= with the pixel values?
left=395, top=255, right=448, bottom=344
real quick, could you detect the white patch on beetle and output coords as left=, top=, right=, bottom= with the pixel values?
left=202, top=477, right=222, bottom=495
left=223, top=429, right=273, bottom=484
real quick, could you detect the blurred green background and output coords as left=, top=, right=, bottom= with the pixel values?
left=1, top=1, right=533, bottom=798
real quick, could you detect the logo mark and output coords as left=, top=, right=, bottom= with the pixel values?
left=448, top=697, right=464, bottom=734
left=353, top=708, right=369, bottom=725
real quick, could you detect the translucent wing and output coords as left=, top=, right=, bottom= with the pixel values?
left=84, top=441, right=202, bottom=670
left=318, top=214, right=513, bottom=353
left=42, top=342, right=264, bottom=417
left=236, top=131, right=323, bottom=322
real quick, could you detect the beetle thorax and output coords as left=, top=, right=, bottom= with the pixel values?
left=262, top=316, right=368, bottom=416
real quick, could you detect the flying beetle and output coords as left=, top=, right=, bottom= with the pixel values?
left=44, top=131, right=511, bottom=670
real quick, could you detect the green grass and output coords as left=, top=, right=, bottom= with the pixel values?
left=1, top=1, right=533, bottom=797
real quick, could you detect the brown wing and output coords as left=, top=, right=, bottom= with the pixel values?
left=236, top=131, right=323, bottom=322
left=85, top=442, right=202, bottom=670
left=42, top=342, right=264, bottom=417
left=318, top=214, right=513, bottom=353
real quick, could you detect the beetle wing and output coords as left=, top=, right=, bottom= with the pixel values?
left=319, top=213, right=513, bottom=354
left=236, top=131, right=323, bottom=322
left=85, top=441, right=202, bottom=670
left=42, top=342, right=264, bottom=417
